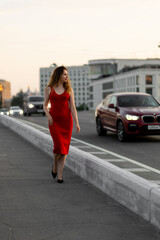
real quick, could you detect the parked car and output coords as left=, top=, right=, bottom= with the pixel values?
left=0, top=108, right=9, bottom=116
left=9, top=106, right=23, bottom=116
left=95, top=92, right=160, bottom=141
left=23, top=95, right=45, bottom=116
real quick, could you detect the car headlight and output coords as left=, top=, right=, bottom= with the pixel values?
left=125, top=114, right=139, bottom=121
left=20, top=110, right=23, bottom=115
left=1, top=112, right=4, bottom=115
left=29, top=104, right=34, bottom=108
left=10, top=110, right=13, bottom=114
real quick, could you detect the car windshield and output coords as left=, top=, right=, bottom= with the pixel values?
left=118, top=95, right=159, bottom=107
left=10, top=107, right=20, bottom=110
left=0, top=108, right=7, bottom=112
left=29, top=97, right=44, bottom=102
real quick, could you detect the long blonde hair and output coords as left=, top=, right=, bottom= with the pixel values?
left=47, top=66, right=71, bottom=94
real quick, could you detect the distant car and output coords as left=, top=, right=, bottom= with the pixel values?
left=95, top=92, right=160, bottom=141
left=23, top=95, right=45, bottom=116
left=9, top=106, right=23, bottom=116
left=0, top=108, right=9, bottom=116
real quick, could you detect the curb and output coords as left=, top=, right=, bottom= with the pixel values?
left=0, top=114, right=160, bottom=229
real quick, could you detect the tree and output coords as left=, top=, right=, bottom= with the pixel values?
left=11, top=90, right=24, bottom=108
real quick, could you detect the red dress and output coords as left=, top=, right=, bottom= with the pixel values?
left=49, top=88, right=73, bottom=154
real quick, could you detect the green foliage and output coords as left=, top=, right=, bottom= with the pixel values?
left=76, top=103, right=89, bottom=111
left=11, top=90, right=24, bottom=108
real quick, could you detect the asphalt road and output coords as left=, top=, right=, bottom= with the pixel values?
left=18, top=110, right=160, bottom=171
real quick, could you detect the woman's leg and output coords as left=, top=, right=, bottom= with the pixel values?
left=58, top=154, right=67, bottom=180
left=53, top=154, right=61, bottom=173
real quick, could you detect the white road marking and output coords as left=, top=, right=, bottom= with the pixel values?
left=75, top=146, right=92, bottom=148
left=18, top=120, right=160, bottom=176
left=88, top=152, right=109, bottom=154
left=71, top=137, right=160, bottom=175
left=124, top=168, right=150, bottom=172
left=105, top=159, right=126, bottom=162
left=149, top=180, right=160, bottom=184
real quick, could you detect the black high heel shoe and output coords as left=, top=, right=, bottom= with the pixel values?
left=57, top=179, right=63, bottom=184
left=51, top=170, right=57, bottom=179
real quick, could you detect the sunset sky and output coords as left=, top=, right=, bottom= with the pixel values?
left=0, top=0, right=160, bottom=96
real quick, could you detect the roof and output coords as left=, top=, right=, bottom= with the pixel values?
left=107, top=92, right=150, bottom=97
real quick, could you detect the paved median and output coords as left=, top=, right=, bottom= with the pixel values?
left=0, top=114, right=160, bottom=230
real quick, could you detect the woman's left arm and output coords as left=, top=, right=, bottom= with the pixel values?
left=69, top=88, right=80, bottom=133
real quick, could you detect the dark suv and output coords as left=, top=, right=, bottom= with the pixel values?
left=95, top=92, right=160, bottom=141
left=23, top=95, right=45, bottom=116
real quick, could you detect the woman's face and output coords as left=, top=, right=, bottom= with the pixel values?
left=60, top=69, right=68, bottom=83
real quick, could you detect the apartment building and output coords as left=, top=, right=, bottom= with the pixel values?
left=39, top=63, right=57, bottom=96
left=67, top=65, right=89, bottom=107
left=39, top=63, right=90, bottom=107
left=88, top=65, right=160, bottom=109
left=0, top=79, right=11, bottom=108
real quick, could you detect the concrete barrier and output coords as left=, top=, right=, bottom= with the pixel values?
left=0, top=114, right=160, bottom=229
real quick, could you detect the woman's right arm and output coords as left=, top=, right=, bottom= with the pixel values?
left=43, top=87, right=53, bottom=126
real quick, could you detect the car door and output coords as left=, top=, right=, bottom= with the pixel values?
left=98, top=96, right=111, bottom=127
left=106, top=96, right=118, bottom=130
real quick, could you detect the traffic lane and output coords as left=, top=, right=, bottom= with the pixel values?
left=18, top=113, right=160, bottom=171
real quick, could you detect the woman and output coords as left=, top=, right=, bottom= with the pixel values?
left=43, top=66, right=80, bottom=183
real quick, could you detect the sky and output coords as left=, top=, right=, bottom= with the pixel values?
left=0, top=0, right=160, bottom=96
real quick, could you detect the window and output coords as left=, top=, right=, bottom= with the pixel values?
left=90, top=94, right=93, bottom=100
left=89, top=86, right=93, bottom=92
left=103, top=96, right=111, bottom=107
left=146, top=87, right=152, bottom=95
left=136, top=75, right=139, bottom=85
left=146, top=75, right=152, bottom=85
left=90, top=102, right=93, bottom=108
left=102, top=82, right=113, bottom=90
left=110, top=96, right=117, bottom=107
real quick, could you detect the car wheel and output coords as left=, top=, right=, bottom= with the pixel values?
left=96, top=117, right=107, bottom=136
left=117, top=121, right=126, bottom=142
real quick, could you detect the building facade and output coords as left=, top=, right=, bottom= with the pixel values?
left=39, top=63, right=90, bottom=108
left=0, top=79, right=11, bottom=108
left=67, top=65, right=89, bottom=107
left=39, top=63, right=57, bottom=96
left=88, top=65, right=160, bottom=109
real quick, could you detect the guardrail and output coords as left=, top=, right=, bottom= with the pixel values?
left=0, top=114, right=160, bottom=229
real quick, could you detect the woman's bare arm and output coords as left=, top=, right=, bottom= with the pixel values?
left=43, top=87, right=53, bottom=126
left=69, top=88, right=80, bottom=133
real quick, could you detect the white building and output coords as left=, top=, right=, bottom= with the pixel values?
left=39, top=63, right=57, bottom=96
left=39, top=63, right=90, bottom=108
left=89, top=58, right=160, bottom=77
left=67, top=65, right=89, bottom=107
left=89, top=65, right=160, bottom=109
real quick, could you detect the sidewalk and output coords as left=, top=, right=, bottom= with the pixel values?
left=0, top=123, right=160, bottom=240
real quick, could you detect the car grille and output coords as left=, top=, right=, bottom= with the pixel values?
left=35, top=105, right=43, bottom=110
left=142, top=115, right=155, bottom=123
left=156, top=115, right=160, bottom=123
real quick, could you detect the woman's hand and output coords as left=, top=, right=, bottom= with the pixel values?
left=76, top=123, right=80, bottom=133
left=47, top=114, right=53, bottom=126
